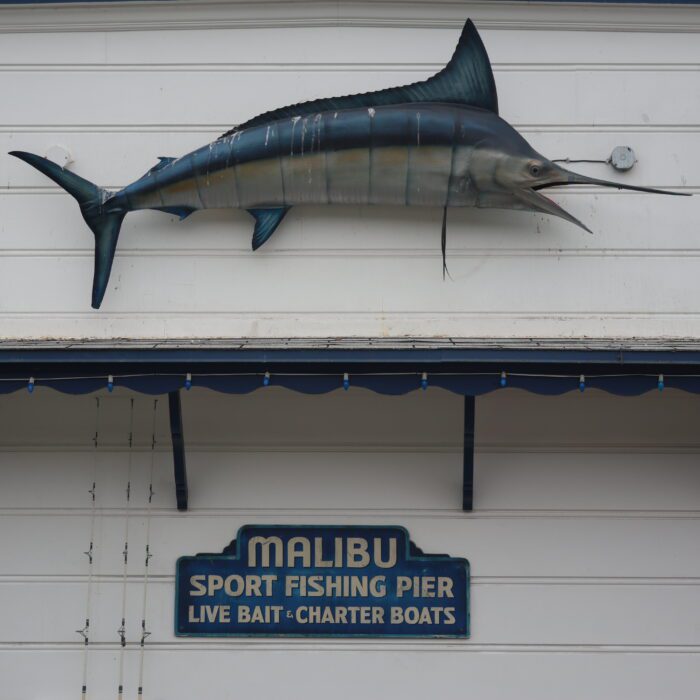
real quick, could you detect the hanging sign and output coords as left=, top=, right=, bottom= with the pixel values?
left=175, top=525, right=469, bottom=638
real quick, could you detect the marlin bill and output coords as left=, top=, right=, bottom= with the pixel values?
left=10, top=19, right=689, bottom=308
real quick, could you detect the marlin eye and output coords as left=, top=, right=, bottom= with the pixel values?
left=529, top=164, right=541, bottom=177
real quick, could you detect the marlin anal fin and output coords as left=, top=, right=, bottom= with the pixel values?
left=248, top=207, right=291, bottom=250
left=222, top=18, right=497, bottom=137
left=155, top=205, right=196, bottom=220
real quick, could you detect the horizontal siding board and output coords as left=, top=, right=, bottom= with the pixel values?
left=2, top=255, right=700, bottom=315
left=0, top=453, right=175, bottom=510
left=1, top=513, right=698, bottom=578
left=1, top=27, right=700, bottom=67
left=1, top=647, right=698, bottom=700
left=1, top=450, right=700, bottom=512
left=150, top=450, right=700, bottom=512
left=0, top=69, right=698, bottom=126
left=5, top=312, right=700, bottom=339
left=1, top=1, right=699, bottom=33
left=0, top=451, right=462, bottom=512
left=2, top=579, right=700, bottom=645
left=476, top=452, right=700, bottom=511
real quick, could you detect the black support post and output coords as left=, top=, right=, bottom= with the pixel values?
left=462, top=395, right=475, bottom=511
left=168, top=390, right=188, bottom=511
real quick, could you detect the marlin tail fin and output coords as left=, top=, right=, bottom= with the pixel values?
left=9, top=151, right=126, bottom=309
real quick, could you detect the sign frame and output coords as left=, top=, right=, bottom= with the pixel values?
left=175, top=524, right=470, bottom=639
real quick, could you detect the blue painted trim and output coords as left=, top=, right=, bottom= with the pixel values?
left=1, top=345, right=700, bottom=366
left=512, top=1, right=700, bottom=3
left=174, top=524, right=470, bottom=639
left=168, top=390, right=188, bottom=511
left=1, top=345, right=699, bottom=395
left=0, top=1, right=164, bottom=4
left=2, top=1, right=699, bottom=5
left=0, top=370, right=697, bottom=396
left=463, top=396, right=475, bottom=511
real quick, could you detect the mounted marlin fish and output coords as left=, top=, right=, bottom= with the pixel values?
left=11, top=19, right=688, bottom=308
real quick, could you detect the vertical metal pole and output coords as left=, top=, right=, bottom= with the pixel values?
left=462, top=395, right=475, bottom=511
left=168, top=390, right=188, bottom=511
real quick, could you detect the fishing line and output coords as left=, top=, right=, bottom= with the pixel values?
left=116, top=399, right=134, bottom=700
left=136, top=399, right=157, bottom=700
left=77, top=397, right=100, bottom=700
left=552, top=158, right=608, bottom=165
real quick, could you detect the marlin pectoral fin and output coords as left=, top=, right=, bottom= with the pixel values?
left=248, top=207, right=291, bottom=250
left=514, top=188, right=593, bottom=234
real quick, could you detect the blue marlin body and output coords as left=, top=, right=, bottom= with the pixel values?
left=10, top=19, right=687, bottom=308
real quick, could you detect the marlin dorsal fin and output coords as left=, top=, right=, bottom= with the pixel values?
left=221, top=18, right=497, bottom=138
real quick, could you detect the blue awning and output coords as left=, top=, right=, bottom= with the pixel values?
left=0, top=372, right=697, bottom=396
left=1, top=338, right=699, bottom=396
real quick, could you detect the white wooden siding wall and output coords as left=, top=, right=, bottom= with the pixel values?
left=1, top=0, right=699, bottom=339
left=1, top=387, right=699, bottom=698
